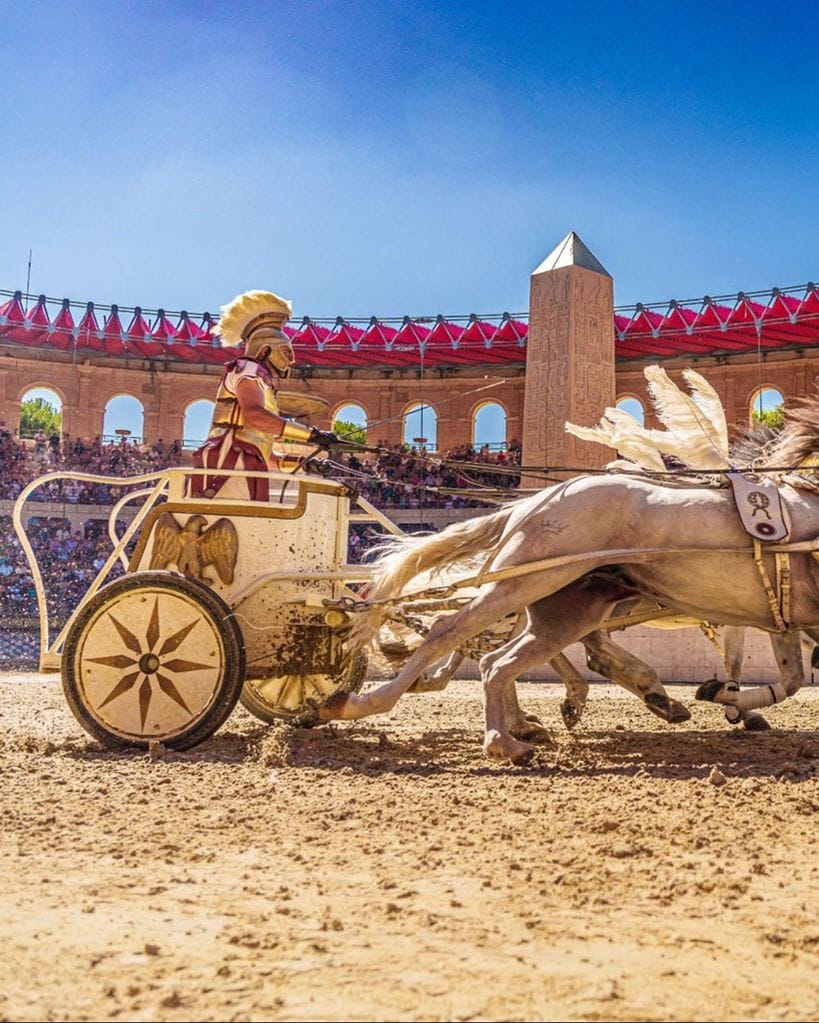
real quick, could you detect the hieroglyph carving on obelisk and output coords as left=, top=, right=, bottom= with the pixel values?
left=522, top=232, right=615, bottom=476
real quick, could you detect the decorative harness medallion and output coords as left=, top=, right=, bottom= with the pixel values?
left=727, top=472, right=790, bottom=543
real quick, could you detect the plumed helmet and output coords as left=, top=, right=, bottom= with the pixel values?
left=215, top=289, right=295, bottom=377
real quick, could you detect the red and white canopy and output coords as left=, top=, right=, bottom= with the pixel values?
left=1, top=283, right=817, bottom=368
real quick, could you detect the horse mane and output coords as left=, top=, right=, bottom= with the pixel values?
left=758, top=392, right=819, bottom=468
left=728, top=423, right=780, bottom=467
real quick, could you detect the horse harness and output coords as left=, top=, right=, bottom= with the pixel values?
left=724, top=471, right=792, bottom=631
left=725, top=455, right=819, bottom=632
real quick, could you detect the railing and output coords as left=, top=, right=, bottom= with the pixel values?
left=101, top=433, right=144, bottom=445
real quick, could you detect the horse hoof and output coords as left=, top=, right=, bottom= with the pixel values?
left=510, top=745, right=536, bottom=767
left=644, top=692, right=692, bottom=724
left=514, top=722, right=552, bottom=744
left=743, top=712, right=772, bottom=732
left=560, top=698, right=583, bottom=730
left=483, top=731, right=535, bottom=765
left=668, top=702, right=692, bottom=724
left=319, top=692, right=349, bottom=721
left=695, top=678, right=725, bottom=703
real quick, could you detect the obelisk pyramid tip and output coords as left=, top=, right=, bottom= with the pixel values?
left=533, top=231, right=611, bottom=277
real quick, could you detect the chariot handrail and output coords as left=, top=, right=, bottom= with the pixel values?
left=107, top=487, right=160, bottom=570
left=12, top=470, right=176, bottom=668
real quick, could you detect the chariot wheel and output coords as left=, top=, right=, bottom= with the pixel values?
left=62, top=571, right=245, bottom=751
left=239, top=648, right=368, bottom=726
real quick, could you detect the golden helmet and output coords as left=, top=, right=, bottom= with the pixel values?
left=215, top=289, right=295, bottom=377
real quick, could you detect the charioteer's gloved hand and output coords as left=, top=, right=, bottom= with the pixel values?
left=280, top=421, right=335, bottom=447
left=308, top=428, right=340, bottom=449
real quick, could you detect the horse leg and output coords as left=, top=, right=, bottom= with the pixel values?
left=406, top=642, right=550, bottom=742
left=549, top=652, right=590, bottom=730
left=480, top=629, right=563, bottom=763
left=581, top=630, right=692, bottom=724
left=720, top=625, right=771, bottom=731
left=500, top=671, right=552, bottom=744
left=480, top=578, right=639, bottom=763
left=697, top=629, right=804, bottom=716
left=321, top=573, right=568, bottom=723
left=408, top=650, right=465, bottom=693
left=501, top=583, right=645, bottom=743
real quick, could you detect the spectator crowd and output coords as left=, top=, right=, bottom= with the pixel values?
left=0, top=422, right=183, bottom=503
left=330, top=440, right=521, bottom=511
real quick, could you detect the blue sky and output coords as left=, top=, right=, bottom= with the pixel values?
left=1, top=1, right=817, bottom=320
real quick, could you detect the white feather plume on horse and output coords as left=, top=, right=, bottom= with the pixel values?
left=565, top=366, right=731, bottom=471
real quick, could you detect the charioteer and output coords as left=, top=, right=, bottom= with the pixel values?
left=189, top=289, right=338, bottom=501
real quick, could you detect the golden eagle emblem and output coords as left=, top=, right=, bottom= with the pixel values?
left=149, top=513, right=238, bottom=584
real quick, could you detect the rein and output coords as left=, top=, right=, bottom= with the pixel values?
left=324, top=438, right=819, bottom=632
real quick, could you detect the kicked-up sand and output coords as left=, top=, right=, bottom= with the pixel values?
left=1, top=671, right=819, bottom=1022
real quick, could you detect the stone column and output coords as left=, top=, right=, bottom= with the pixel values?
left=72, top=367, right=101, bottom=441
left=522, top=232, right=615, bottom=475
left=0, top=368, right=12, bottom=432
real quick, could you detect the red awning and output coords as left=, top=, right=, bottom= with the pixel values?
left=126, top=308, right=165, bottom=358
left=18, top=295, right=52, bottom=348
left=1, top=282, right=819, bottom=368
left=0, top=291, right=30, bottom=345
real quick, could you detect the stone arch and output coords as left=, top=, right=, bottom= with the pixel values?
left=615, top=394, right=645, bottom=426
left=17, top=381, right=68, bottom=407
left=402, top=401, right=437, bottom=451
left=331, top=402, right=369, bottom=444
left=18, top=385, right=65, bottom=440
left=472, top=400, right=507, bottom=451
left=182, top=398, right=215, bottom=450
left=749, top=386, right=784, bottom=427
left=102, top=393, right=145, bottom=443
left=331, top=403, right=368, bottom=428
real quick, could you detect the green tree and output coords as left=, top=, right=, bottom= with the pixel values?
left=19, top=397, right=61, bottom=438
left=331, top=417, right=367, bottom=446
left=751, top=404, right=785, bottom=430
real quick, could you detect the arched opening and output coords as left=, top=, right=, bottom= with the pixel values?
left=19, top=386, right=63, bottom=442
left=750, top=387, right=784, bottom=429
left=332, top=403, right=368, bottom=446
left=472, top=402, right=507, bottom=451
left=103, top=395, right=144, bottom=444
left=183, top=399, right=215, bottom=450
left=615, top=395, right=645, bottom=427
left=403, top=403, right=437, bottom=451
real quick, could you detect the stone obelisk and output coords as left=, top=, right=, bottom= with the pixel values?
left=522, top=232, right=615, bottom=477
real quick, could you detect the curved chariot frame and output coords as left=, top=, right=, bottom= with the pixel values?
left=12, top=464, right=402, bottom=747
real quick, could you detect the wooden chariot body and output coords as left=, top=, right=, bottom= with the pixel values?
left=13, top=465, right=397, bottom=751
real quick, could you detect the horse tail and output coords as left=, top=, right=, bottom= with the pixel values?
left=349, top=504, right=514, bottom=651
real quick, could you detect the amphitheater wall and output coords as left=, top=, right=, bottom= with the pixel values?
left=0, top=349, right=527, bottom=452
left=616, top=350, right=818, bottom=433
left=2, top=345, right=815, bottom=452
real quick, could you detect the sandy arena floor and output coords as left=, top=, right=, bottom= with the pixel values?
left=1, top=671, right=819, bottom=1022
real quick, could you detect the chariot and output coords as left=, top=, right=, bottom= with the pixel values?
left=13, top=460, right=401, bottom=751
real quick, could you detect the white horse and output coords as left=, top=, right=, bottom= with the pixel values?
left=321, top=395, right=819, bottom=762
left=370, top=367, right=794, bottom=736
